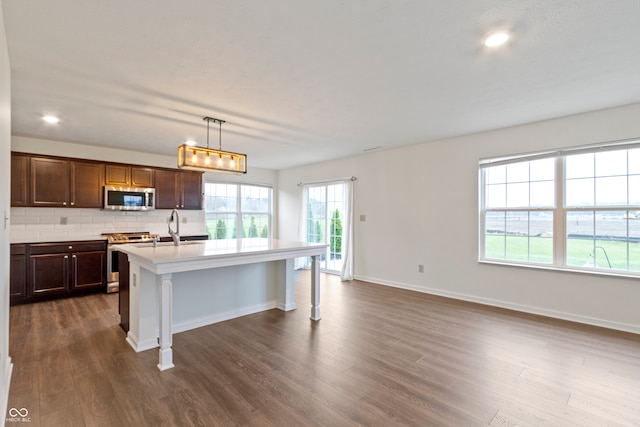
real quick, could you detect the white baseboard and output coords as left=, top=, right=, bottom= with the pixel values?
left=1, top=356, right=13, bottom=427
left=126, top=302, right=279, bottom=353
left=354, top=275, right=640, bottom=335
left=172, top=301, right=277, bottom=334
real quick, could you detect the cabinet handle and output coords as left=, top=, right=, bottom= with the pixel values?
left=63, top=202, right=67, bottom=206
left=64, top=255, right=69, bottom=259
left=72, top=255, right=77, bottom=258
left=70, top=202, right=74, bottom=206
left=68, top=246, right=72, bottom=249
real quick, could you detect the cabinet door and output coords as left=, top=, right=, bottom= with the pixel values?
left=10, top=255, right=27, bottom=299
left=131, top=167, right=155, bottom=187
left=11, top=153, right=30, bottom=207
left=70, top=161, right=104, bottom=208
left=105, top=164, right=130, bottom=186
left=31, top=157, right=69, bottom=207
left=155, top=169, right=179, bottom=209
left=30, top=253, right=69, bottom=295
left=180, top=171, right=203, bottom=209
left=71, top=250, right=106, bottom=290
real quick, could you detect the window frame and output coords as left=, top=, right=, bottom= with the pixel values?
left=479, top=139, right=640, bottom=278
left=204, top=181, right=273, bottom=240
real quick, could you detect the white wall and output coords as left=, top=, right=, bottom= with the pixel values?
left=278, top=102, right=640, bottom=334
left=0, top=1, right=13, bottom=421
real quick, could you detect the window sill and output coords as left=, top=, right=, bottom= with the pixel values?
left=478, top=259, right=640, bottom=280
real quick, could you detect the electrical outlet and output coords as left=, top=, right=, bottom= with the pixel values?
left=182, top=217, right=188, bottom=223
left=418, top=264, right=424, bottom=273
left=60, top=216, right=68, bottom=225
left=360, top=214, right=367, bottom=222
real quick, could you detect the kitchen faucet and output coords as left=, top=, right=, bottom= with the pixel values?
left=168, top=209, right=180, bottom=246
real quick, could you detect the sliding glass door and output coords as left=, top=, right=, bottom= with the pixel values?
left=305, top=183, right=347, bottom=273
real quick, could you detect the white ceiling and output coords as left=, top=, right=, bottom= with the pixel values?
left=3, top=1, right=640, bottom=170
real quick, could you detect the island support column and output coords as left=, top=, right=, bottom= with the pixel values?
left=157, top=273, right=175, bottom=371
left=310, top=255, right=321, bottom=320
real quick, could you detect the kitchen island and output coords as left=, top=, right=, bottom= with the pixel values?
left=117, top=238, right=327, bottom=371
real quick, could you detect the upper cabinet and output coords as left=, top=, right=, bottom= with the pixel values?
left=11, top=152, right=202, bottom=210
left=11, top=153, right=30, bottom=207
left=29, top=157, right=104, bottom=208
left=30, top=157, right=69, bottom=207
left=105, top=164, right=154, bottom=188
left=155, top=169, right=202, bottom=210
left=70, top=161, right=105, bottom=208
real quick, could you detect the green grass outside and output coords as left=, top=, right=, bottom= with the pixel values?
left=485, top=235, right=640, bottom=271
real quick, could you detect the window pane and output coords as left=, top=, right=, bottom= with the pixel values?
left=595, top=176, right=627, bottom=206
left=566, top=211, right=595, bottom=267
left=566, top=178, right=594, bottom=207
left=486, top=184, right=506, bottom=208
left=595, top=150, right=627, bottom=177
left=486, top=165, right=506, bottom=184
left=630, top=213, right=640, bottom=272
left=506, top=183, right=529, bottom=207
left=506, top=162, right=529, bottom=183
left=530, top=181, right=555, bottom=207
left=629, top=175, right=640, bottom=205
left=242, top=214, right=269, bottom=238
left=485, top=211, right=505, bottom=259
left=629, top=148, right=640, bottom=175
left=594, top=211, right=628, bottom=270
left=241, top=185, right=270, bottom=212
left=505, top=212, right=528, bottom=261
left=206, top=213, right=236, bottom=239
left=530, top=158, right=555, bottom=181
left=566, top=153, right=594, bottom=179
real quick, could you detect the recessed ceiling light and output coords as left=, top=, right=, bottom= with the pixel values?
left=484, top=32, right=510, bottom=47
left=42, top=115, right=60, bottom=124
left=185, top=140, right=197, bottom=146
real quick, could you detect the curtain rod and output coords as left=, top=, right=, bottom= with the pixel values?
left=297, top=176, right=357, bottom=186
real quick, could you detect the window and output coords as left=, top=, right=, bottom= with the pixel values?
left=480, top=141, right=640, bottom=276
left=204, top=182, right=272, bottom=239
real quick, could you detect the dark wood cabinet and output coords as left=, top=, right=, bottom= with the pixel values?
left=29, top=157, right=104, bottom=208
left=70, top=161, right=105, bottom=208
left=105, top=164, right=154, bottom=187
left=155, top=169, right=202, bottom=210
left=118, top=251, right=130, bottom=332
left=10, top=245, right=27, bottom=303
left=12, top=152, right=201, bottom=210
left=27, top=241, right=107, bottom=300
left=71, top=249, right=106, bottom=290
left=11, top=153, right=30, bottom=207
left=30, top=156, right=69, bottom=207
left=131, top=167, right=155, bottom=187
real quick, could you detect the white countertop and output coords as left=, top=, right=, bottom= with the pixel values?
left=117, top=238, right=327, bottom=274
left=10, top=235, right=108, bottom=244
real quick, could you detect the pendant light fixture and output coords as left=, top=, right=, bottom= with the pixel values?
left=178, top=116, right=247, bottom=173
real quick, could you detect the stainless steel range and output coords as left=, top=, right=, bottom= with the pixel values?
left=103, top=232, right=159, bottom=293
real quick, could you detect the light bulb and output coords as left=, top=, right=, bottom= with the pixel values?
left=484, top=32, right=510, bottom=47
left=205, top=155, right=211, bottom=165
left=229, top=156, right=235, bottom=168
left=191, top=150, right=197, bottom=163
left=217, top=155, right=222, bottom=166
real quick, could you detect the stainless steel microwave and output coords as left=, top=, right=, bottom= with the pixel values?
left=103, top=186, right=155, bottom=211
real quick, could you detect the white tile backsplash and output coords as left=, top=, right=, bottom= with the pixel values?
left=10, top=207, right=207, bottom=242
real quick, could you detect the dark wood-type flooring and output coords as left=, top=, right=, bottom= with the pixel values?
left=7, top=272, right=640, bottom=426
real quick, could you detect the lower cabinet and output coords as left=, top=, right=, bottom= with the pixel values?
left=11, top=240, right=107, bottom=305
left=10, top=244, right=28, bottom=304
